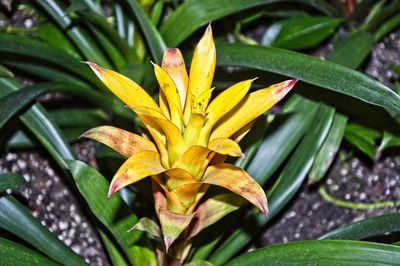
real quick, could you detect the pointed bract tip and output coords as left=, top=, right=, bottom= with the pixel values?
left=127, top=225, right=137, bottom=232
left=164, top=237, right=172, bottom=252
left=207, top=22, right=212, bottom=31
left=288, top=79, right=298, bottom=87
left=107, top=184, right=115, bottom=198
left=79, top=129, right=92, bottom=139
left=81, top=61, right=103, bottom=72
left=240, top=153, right=246, bottom=160
left=261, top=203, right=269, bottom=216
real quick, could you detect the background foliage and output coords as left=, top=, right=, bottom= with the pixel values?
left=0, top=0, right=400, bottom=265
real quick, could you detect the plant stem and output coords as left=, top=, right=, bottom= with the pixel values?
left=318, top=186, right=400, bottom=210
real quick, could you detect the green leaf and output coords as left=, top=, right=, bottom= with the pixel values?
left=126, top=0, right=166, bottom=63
left=0, top=33, right=102, bottom=88
left=320, top=213, right=400, bottom=240
left=98, top=229, right=130, bottom=266
left=0, top=78, right=75, bottom=170
left=308, top=113, right=347, bottom=183
left=150, top=0, right=164, bottom=26
left=263, top=16, right=342, bottom=50
left=375, top=14, right=400, bottom=42
left=247, top=95, right=318, bottom=185
left=344, top=123, right=381, bottom=159
left=66, top=160, right=157, bottom=266
left=0, top=237, right=60, bottom=266
left=36, top=21, right=79, bottom=58
left=161, top=0, right=336, bottom=46
left=209, top=103, right=334, bottom=265
left=2, top=61, right=92, bottom=89
left=0, top=196, right=86, bottom=265
left=50, top=108, right=108, bottom=128
left=82, top=10, right=132, bottom=60
left=130, top=217, right=161, bottom=239
left=0, top=83, right=107, bottom=130
left=35, top=0, right=110, bottom=67
left=344, top=131, right=376, bottom=159
left=224, top=240, right=400, bottom=266
left=217, top=43, right=400, bottom=114
left=379, top=131, right=400, bottom=152
left=328, top=30, right=374, bottom=69
left=0, top=173, right=25, bottom=192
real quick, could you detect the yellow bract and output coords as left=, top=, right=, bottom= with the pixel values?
left=83, top=24, right=297, bottom=251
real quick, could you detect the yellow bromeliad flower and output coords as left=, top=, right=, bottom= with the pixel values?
left=82, top=25, right=296, bottom=258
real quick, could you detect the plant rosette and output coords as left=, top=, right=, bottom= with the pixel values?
left=81, top=24, right=297, bottom=265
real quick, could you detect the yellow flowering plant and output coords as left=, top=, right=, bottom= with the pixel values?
left=81, top=25, right=296, bottom=265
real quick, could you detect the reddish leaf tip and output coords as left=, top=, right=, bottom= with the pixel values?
left=81, top=61, right=103, bottom=72
left=79, top=130, right=92, bottom=139
left=164, top=237, right=172, bottom=252
left=206, top=22, right=212, bottom=33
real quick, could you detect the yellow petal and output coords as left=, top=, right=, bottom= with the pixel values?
left=81, top=125, right=157, bottom=158
left=153, top=63, right=183, bottom=130
left=211, top=79, right=297, bottom=140
left=206, top=79, right=255, bottom=125
left=84, top=62, right=160, bottom=111
left=183, top=113, right=206, bottom=146
left=208, top=138, right=244, bottom=158
left=172, top=146, right=211, bottom=179
left=171, top=182, right=203, bottom=210
left=137, top=115, right=169, bottom=168
left=192, top=87, right=214, bottom=114
left=202, top=163, right=268, bottom=215
left=184, top=24, right=216, bottom=122
left=109, top=151, right=165, bottom=196
left=159, top=90, right=170, bottom=120
left=134, top=107, right=187, bottom=164
left=164, top=168, right=194, bottom=191
left=161, top=48, right=188, bottom=109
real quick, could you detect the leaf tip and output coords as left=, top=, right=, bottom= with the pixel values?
left=164, top=237, right=172, bottom=252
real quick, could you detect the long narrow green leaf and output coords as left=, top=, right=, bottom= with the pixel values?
left=50, top=108, right=108, bottom=128
left=0, top=237, right=60, bottom=266
left=0, top=78, right=75, bottom=170
left=320, top=213, right=400, bottom=240
left=210, top=103, right=334, bottom=265
left=82, top=11, right=131, bottom=60
left=328, top=30, right=374, bottom=69
left=0, top=196, right=86, bottom=265
left=374, top=14, right=400, bottom=42
left=264, top=16, right=342, bottom=50
left=217, top=43, right=400, bottom=114
left=224, top=240, right=400, bottom=266
left=67, top=160, right=157, bottom=266
left=161, top=0, right=336, bottom=46
left=308, top=113, right=347, bottom=183
left=1, top=61, right=91, bottom=89
left=125, top=0, right=166, bottom=63
left=0, top=83, right=109, bottom=130
left=35, top=0, right=110, bottom=67
left=98, top=229, right=130, bottom=266
left=0, top=85, right=48, bottom=130
left=0, top=33, right=102, bottom=88
left=0, top=173, right=25, bottom=192
left=247, top=96, right=317, bottom=185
